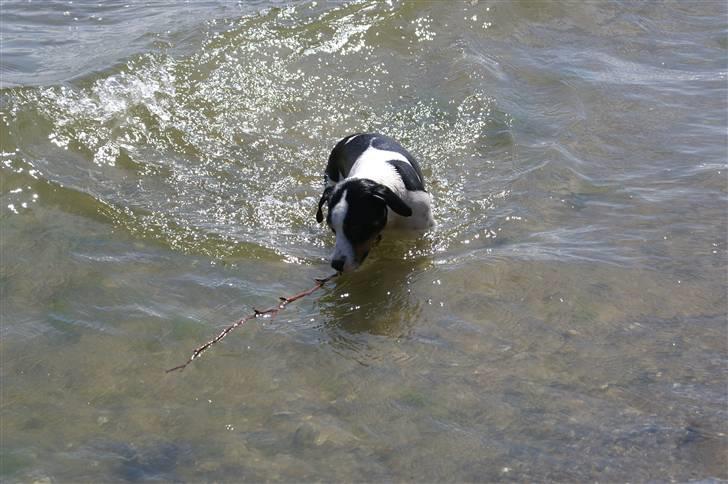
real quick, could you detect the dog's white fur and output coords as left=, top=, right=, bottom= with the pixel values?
left=329, top=189, right=355, bottom=270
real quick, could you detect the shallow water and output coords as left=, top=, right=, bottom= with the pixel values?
left=1, top=0, right=726, bottom=481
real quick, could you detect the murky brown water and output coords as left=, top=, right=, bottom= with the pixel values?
left=1, top=1, right=726, bottom=481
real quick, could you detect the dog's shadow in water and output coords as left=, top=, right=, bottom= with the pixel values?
left=317, top=234, right=433, bottom=341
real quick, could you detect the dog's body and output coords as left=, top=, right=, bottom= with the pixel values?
left=316, top=133, right=434, bottom=272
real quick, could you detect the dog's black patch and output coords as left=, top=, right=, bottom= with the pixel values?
left=342, top=182, right=389, bottom=244
left=325, top=134, right=365, bottom=183
left=326, top=180, right=386, bottom=243
left=326, top=179, right=411, bottom=243
left=316, top=186, right=333, bottom=223
left=386, top=159, right=425, bottom=191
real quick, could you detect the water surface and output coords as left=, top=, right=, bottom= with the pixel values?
left=1, top=0, right=726, bottom=481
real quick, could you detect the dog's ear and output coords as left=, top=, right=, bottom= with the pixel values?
left=316, top=186, right=334, bottom=223
left=375, top=185, right=412, bottom=217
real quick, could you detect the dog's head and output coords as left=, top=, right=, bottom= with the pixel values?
left=316, top=179, right=412, bottom=272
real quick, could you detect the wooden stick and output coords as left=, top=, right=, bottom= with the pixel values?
left=166, top=273, right=338, bottom=373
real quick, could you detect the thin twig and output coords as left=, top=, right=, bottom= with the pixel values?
left=166, top=272, right=339, bottom=373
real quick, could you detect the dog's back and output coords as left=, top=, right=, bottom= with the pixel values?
left=324, top=133, right=426, bottom=192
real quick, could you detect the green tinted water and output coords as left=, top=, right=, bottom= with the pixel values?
left=1, top=1, right=726, bottom=481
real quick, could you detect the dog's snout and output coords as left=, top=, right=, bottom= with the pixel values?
left=331, top=258, right=345, bottom=272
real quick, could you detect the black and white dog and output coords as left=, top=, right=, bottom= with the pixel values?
left=316, top=133, right=434, bottom=272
